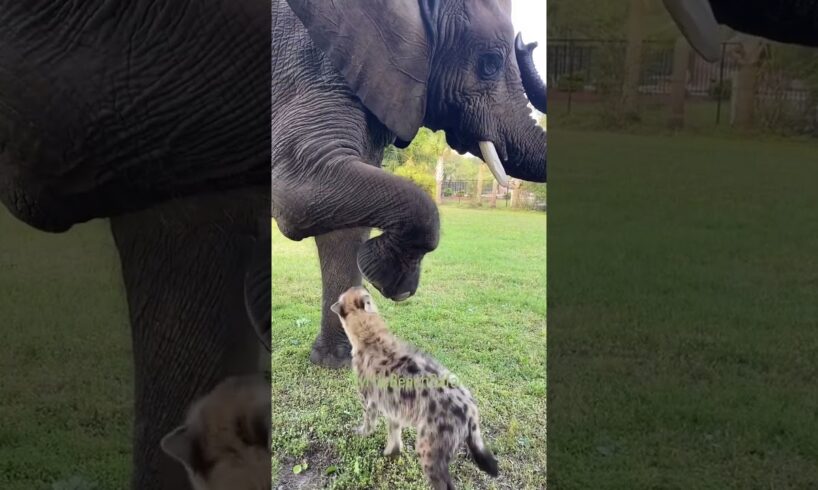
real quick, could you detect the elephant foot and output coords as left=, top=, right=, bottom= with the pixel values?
left=309, top=337, right=351, bottom=369
left=357, top=235, right=423, bottom=301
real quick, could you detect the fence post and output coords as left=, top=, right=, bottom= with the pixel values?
left=567, top=38, right=575, bottom=115
left=474, top=165, right=484, bottom=206
left=731, top=36, right=763, bottom=129
left=669, top=36, right=690, bottom=129
left=622, top=0, right=646, bottom=118
left=715, top=42, right=727, bottom=125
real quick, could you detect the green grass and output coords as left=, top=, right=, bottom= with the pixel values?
left=271, top=206, right=547, bottom=489
left=0, top=211, right=132, bottom=490
left=549, top=129, right=818, bottom=488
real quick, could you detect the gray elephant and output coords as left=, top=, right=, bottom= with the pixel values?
left=271, top=0, right=548, bottom=368
left=0, top=2, right=270, bottom=489
left=665, top=0, right=818, bottom=61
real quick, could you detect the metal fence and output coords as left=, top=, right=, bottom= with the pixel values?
left=547, top=38, right=817, bottom=132
left=440, top=180, right=546, bottom=211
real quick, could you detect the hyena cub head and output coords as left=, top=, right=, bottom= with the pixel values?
left=330, top=286, right=381, bottom=348
left=161, top=374, right=271, bottom=490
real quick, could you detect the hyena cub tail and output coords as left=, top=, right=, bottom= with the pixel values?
left=466, top=421, right=499, bottom=476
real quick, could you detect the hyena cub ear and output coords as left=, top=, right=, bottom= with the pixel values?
left=160, top=425, right=195, bottom=470
left=330, top=301, right=342, bottom=315
left=362, top=291, right=378, bottom=313
left=161, top=374, right=271, bottom=490
left=331, top=286, right=378, bottom=316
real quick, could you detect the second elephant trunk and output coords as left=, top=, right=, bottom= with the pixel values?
left=515, top=33, right=547, bottom=114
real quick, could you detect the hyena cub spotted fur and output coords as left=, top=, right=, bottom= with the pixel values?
left=161, top=374, right=271, bottom=490
left=331, top=286, right=499, bottom=490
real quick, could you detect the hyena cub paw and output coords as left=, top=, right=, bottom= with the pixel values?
left=354, top=424, right=374, bottom=437
left=382, top=442, right=402, bottom=457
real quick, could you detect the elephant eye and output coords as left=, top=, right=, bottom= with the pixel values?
left=478, top=52, right=504, bottom=79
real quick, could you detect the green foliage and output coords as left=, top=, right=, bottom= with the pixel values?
left=393, top=159, right=435, bottom=197
left=404, top=128, right=447, bottom=169
left=444, top=155, right=480, bottom=181
left=384, top=128, right=447, bottom=173
left=548, top=0, right=675, bottom=40
left=381, top=145, right=403, bottom=172
left=524, top=182, right=547, bottom=203
left=764, top=45, right=818, bottom=94
left=385, top=128, right=490, bottom=192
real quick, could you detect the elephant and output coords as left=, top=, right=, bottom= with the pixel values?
left=1, top=1, right=271, bottom=489
left=270, top=0, right=547, bottom=368
left=664, top=0, right=818, bottom=62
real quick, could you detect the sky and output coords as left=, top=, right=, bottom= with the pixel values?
left=511, top=0, right=547, bottom=77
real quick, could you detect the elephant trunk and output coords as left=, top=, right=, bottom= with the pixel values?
left=501, top=120, right=546, bottom=183
left=515, top=33, right=547, bottom=114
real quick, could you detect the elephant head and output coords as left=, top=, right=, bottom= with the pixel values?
left=286, top=0, right=547, bottom=186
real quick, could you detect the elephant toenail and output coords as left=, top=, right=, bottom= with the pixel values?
left=393, top=291, right=412, bottom=302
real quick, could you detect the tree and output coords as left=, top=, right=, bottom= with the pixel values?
left=403, top=128, right=447, bottom=170
left=728, top=35, right=765, bottom=129
left=473, top=164, right=485, bottom=205
left=393, top=159, right=436, bottom=197
left=548, top=0, right=675, bottom=40
left=622, top=0, right=645, bottom=119
left=668, top=35, right=690, bottom=129
left=382, top=145, right=404, bottom=172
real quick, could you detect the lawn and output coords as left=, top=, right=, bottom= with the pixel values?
left=271, top=206, right=547, bottom=489
left=549, top=129, right=818, bottom=488
left=0, top=211, right=132, bottom=490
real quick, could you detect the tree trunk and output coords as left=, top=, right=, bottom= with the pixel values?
left=622, top=0, right=645, bottom=119
left=510, top=180, right=521, bottom=208
left=732, top=64, right=758, bottom=128
left=669, top=35, right=690, bottom=129
left=489, top=180, right=498, bottom=208
left=474, top=165, right=485, bottom=205
left=434, top=155, right=444, bottom=205
left=730, top=37, right=763, bottom=130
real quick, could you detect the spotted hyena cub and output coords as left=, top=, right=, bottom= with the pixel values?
left=160, top=374, right=271, bottom=490
left=331, top=287, right=499, bottom=490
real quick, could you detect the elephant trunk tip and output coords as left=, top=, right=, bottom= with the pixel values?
left=515, top=33, right=547, bottom=114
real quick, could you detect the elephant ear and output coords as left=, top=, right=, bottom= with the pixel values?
left=287, top=0, right=431, bottom=142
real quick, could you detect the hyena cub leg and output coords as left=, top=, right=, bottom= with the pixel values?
left=383, top=419, right=403, bottom=457
left=355, top=399, right=379, bottom=436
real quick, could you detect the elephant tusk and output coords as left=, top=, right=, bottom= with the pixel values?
left=663, top=0, right=721, bottom=62
left=478, top=141, right=509, bottom=187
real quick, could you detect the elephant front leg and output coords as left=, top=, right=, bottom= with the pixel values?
left=272, top=160, right=440, bottom=301
left=110, top=189, right=269, bottom=490
left=309, top=228, right=370, bottom=368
